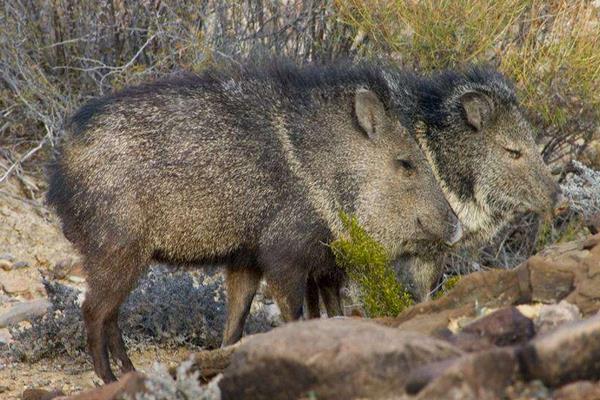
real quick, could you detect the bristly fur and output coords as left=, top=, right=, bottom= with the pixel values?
left=67, top=59, right=396, bottom=136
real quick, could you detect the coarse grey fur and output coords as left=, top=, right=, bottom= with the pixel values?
left=46, top=60, right=460, bottom=383
left=381, top=65, right=560, bottom=299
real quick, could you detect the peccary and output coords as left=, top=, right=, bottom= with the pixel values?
left=305, top=65, right=561, bottom=314
left=47, top=61, right=462, bottom=383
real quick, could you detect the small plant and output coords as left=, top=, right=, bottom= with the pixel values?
left=330, top=211, right=413, bottom=317
left=131, top=359, right=221, bottom=400
left=432, top=275, right=461, bottom=300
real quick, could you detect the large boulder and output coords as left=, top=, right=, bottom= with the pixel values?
left=518, top=314, right=600, bottom=386
left=219, top=318, right=463, bottom=400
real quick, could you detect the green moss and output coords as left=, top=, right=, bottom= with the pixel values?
left=330, top=211, right=413, bottom=317
left=432, top=275, right=461, bottom=300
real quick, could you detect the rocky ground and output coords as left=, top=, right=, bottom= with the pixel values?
left=2, top=173, right=600, bottom=400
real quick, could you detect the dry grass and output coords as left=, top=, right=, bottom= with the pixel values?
left=336, top=0, right=600, bottom=158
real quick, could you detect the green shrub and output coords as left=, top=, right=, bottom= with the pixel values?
left=330, top=211, right=413, bottom=317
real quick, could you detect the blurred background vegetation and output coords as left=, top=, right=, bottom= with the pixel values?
left=1, top=0, right=599, bottom=292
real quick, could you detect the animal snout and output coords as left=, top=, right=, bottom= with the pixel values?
left=416, top=212, right=463, bottom=246
left=445, top=221, right=463, bottom=247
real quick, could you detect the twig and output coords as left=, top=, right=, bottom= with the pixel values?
left=0, top=126, right=51, bottom=185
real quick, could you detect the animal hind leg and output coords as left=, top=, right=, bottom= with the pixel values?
left=82, top=289, right=115, bottom=383
left=222, top=265, right=262, bottom=346
left=105, top=315, right=135, bottom=373
left=82, top=246, right=148, bottom=383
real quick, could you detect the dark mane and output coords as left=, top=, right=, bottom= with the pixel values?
left=389, top=65, right=518, bottom=129
left=68, top=59, right=393, bottom=135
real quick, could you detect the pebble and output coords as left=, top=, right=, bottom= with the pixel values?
left=0, top=253, right=15, bottom=262
left=0, top=299, right=51, bottom=328
left=68, top=275, right=85, bottom=284
left=0, top=328, right=12, bottom=345
left=0, top=259, right=12, bottom=271
left=1, top=275, right=30, bottom=295
left=13, top=261, right=30, bottom=269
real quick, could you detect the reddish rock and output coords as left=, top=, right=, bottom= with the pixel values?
left=383, top=234, right=600, bottom=334
left=219, top=318, right=462, bottom=400
left=461, top=307, right=535, bottom=347
left=528, top=256, right=574, bottom=303
left=518, top=314, right=600, bottom=386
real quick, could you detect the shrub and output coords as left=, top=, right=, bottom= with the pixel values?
left=6, top=267, right=279, bottom=362
left=330, top=212, right=413, bottom=317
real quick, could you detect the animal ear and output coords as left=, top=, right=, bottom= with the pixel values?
left=355, top=89, right=386, bottom=139
left=459, top=91, right=493, bottom=131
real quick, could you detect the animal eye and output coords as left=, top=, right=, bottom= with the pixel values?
left=503, top=147, right=522, bottom=159
left=396, top=157, right=415, bottom=171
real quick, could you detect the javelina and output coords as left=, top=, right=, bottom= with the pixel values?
left=392, top=66, right=560, bottom=299
left=47, top=61, right=462, bottom=383
left=306, top=65, right=561, bottom=312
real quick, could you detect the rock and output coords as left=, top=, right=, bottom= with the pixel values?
left=535, top=300, right=581, bottom=335
left=1, top=275, right=31, bottom=295
left=528, top=255, right=574, bottom=303
left=518, top=314, right=600, bottom=386
left=410, top=348, right=518, bottom=400
left=22, top=388, right=64, bottom=400
left=0, top=327, right=12, bottom=345
left=219, top=318, right=462, bottom=400
left=0, top=259, right=12, bottom=271
left=405, top=357, right=458, bottom=394
left=56, top=372, right=147, bottom=400
left=461, top=307, right=535, bottom=347
left=67, top=276, right=85, bottom=284
left=0, top=385, right=8, bottom=393
left=384, top=266, right=529, bottom=333
left=0, top=253, right=15, bottom=262
left=553, top=380, right=600, bottom=400
left=0, top=299, right=50, bottom=328
left=13, top=260, right=31, bottom=269
left=183, top=343, right=239, bottom=382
